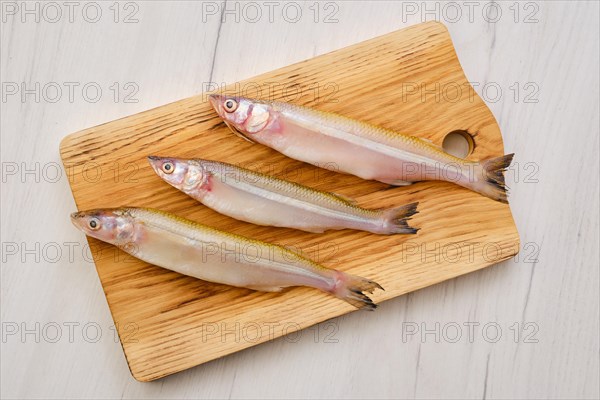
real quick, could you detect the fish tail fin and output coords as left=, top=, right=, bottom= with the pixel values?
left=330, top=272, right=384, bottom=310
left=380, top=202, right=419, bottom=234
left=469, top=153, right=515, bottom=203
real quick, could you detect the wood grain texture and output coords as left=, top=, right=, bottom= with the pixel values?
left=59, top=22, right=518, bottom=381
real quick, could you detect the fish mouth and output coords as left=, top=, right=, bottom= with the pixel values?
left=147, top=155, right=165, bottom=171
left=70, top=211, right=86, bottom=229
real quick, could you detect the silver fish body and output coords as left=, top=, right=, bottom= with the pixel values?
left=209, top=95, right=514, bottom=203
left=148, top=157, right=418, bottom=234
left=70, top=207, right=383, bottom=309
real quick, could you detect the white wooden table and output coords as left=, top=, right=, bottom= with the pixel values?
left=1, top=1, right=598, bottom=399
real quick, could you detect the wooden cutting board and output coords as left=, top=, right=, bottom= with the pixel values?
left=60, top=21, right=519, bottom=381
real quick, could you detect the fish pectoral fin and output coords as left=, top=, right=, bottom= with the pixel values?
left=379, top=178, right=414, bottom=186
left=246, top=285, right=286, bottom=292
left=224, top=120, right=256, bottom=143
left=236, top=133, right=255, bottom=143
left=330, top=192, right=358, bottom=205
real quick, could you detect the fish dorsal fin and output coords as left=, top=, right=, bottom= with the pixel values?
left=331, top=192, right=358, bottom=205
left=421, top=137, right=445, bottom=152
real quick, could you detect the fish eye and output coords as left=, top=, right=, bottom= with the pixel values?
left=88, top=218, right=100, bottom=230
left=223, top=99, right=238, bottom=113
left=162, top=162, right=174, bottom=174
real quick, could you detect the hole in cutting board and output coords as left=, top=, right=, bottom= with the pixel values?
left=442, top=130, right=474, bottom=158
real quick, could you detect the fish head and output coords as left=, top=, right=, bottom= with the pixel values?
left=209, top=94, right=273, bottom=143
left=70, top=208, right=135, bottom=245
left=147, top=156, right=206, bottom=192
